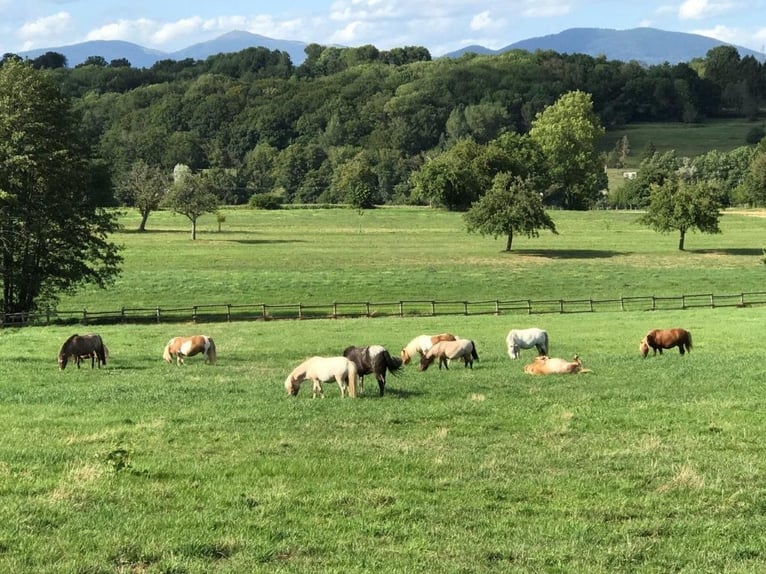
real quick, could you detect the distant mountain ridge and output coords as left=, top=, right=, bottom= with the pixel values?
left=446, top=27, right=766, bottom=65
left=17, top=27, right=766, bottom=69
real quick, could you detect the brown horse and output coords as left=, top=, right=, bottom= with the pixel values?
left=163, top=335, right=217, bottom=365
left=342, top=345, right=403, bottom=396
left=524, top=354, right=592, bottom=375
left=639, top=328, right=692, bottom=358
left=401, top=333, right=457, bottom=364
left=76, top=345, right=110, bottom=368
left=419, top=339, right=479, bottom=371
left=58, top=334, right=107, bottom=370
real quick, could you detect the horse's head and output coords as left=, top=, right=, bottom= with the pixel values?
left=400, top=349, right=411, bottom=365
left=284, top=375, right=300, bottom=396
left=58, top=353, right=68, bottom=370
left=418, top=354, right=435, bottom=371
left=639, top=338, right=650, bottom=357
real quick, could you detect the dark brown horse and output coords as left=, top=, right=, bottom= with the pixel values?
left=58, top=334, right=107, bottom=370
left=640, top=328, right=692, bottom=358
left=342, top=345, right=403, bottom=396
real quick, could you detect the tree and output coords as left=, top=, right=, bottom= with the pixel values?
left=639, top=177, right=722, bottom=250
left=464, top=173, right=557, bottom=252
left=164, top=165, right=219, bottom=240
left=116, top=160, right=169, bottom=231
left=529, top=91, right=607, bottom=209
left=0, top=60, right=122, bottom=318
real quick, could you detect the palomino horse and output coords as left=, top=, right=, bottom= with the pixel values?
left=506, top=328, right=549, bottom=359
left=342, top=345, right=403, bottom=396
left=58, top=334, right=108, bottom=370
left=419, top=339, right=479, bottom=371
left=284, top=356, right=358, bottom=399
left=640, top=328, right=692, bottom=358
left=523, top=354, right=592, bottom=375
left=401, top=333, right=457, bottom=364
left=163, top=335, right=217, bottom=365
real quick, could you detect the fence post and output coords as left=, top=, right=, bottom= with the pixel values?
left=156, top=307, right=161, bottom=323
left=682, top=295, right=686, bottom=310
left=589, top=299, right=593, bottom=312
left=559, top=300, right=564, bottom=313
left=192, top=305, right=198, bottom=323
left=740, top=292, right=745, bottom=307
left=527, top=300, right=532, bottom=314
left=227, top=304, right=232, bottom=322
left=710, top=294, right=714, bottom=309
left=366, top=302, right=371, bottom=317
left=495, top=300, right=499, bottom=315
left=332, top=302, right=337, bottom=318
left=431, top=301, right=435, bottom=316
left=298, top=303, right=303, bottom=320
left=651, top=296, right=656, bottom=311
left=463, top=301, right=469, bottom=315
left=620, top=296, right=625, bottom=312
left=261, top=304, right=267, bottom=320
left=399, top=301, right=404, bottom=317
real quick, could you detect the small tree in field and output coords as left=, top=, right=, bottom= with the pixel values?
left=464, top=173, right=557, bottom=252
left=116, top=160, right=168, bottom=232
left=639, top=177, right=722, bottom=250
left=164, top=165, right=219, bottom=240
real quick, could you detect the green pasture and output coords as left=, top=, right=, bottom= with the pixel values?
left=1, top=308, right=766, bottom=572
left=56, top=207, right=766, bottom=315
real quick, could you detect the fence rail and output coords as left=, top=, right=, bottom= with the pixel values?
left=3, top=291, right=766, bottom=327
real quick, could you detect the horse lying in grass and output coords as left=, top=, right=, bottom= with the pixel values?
left=284, top=356, right=358, bottom=399
left=639, top=328, right=692, bottom=358
left=506, top=327, right=549, bottom=360
left=342, top=345, right=403, bottom=396
left=58, top=334, right=108, bottom=370
left=163, top=335, right=217, bottom=365
left=523, top=354, right=592, bottom=375
left=401, top=333, right=457, bottom=364
left=419, top=339, right=479, bottom=371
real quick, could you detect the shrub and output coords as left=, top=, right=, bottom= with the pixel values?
left=248, top=193, right=283, bottom=210
left=745, top=126, right=765, bottom=145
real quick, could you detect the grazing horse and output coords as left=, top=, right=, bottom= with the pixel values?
left=419, top=339, right=479, bottom=371
left=523, top=354, right=592, bottom=375
left=163, top=335, right=217, bottom=365
left=506, top=328, right=549, bottom=360
left=284, top=356, right=357, bottom=399
left=58, top=334, right=107, bottom=370
left=401, top=333, right=457, bottom=364
left=640, top=328, right=692, bottom=358
left=342, top=345, right=403, bottom=396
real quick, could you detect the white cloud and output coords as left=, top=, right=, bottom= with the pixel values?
left=522, top=0, right=573, bottom=18
left=678, top=0, right=735, bottom=20
left=18, top=11, right=74, bottom=44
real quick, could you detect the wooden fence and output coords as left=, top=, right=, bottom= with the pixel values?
left=3, top=291, right=766, bottom=327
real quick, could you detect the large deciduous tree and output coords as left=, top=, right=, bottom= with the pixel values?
left=529, top=90, right=607, bottom=209
left=116, top=160, right=168, bottom=231
left=639, top=177, right=722, bottom=250
left=0, top=60, right=122, bottom=318
left=464, top=173, right=557, bottom=252
left=164, top=165, right=219, bottom=240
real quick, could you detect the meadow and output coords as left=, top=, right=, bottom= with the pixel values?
left=2, top=207, right=766, bottom=573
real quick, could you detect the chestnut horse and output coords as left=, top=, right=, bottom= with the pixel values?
left=419, top=339, right=479, bottom=371
left=342, top=345, right=403, bottom=396
left=401, top=333, right=457, bottom=364
left=639, top=328, right=692, bottom=358
left=58, top=333, right=107, bottom=370
left=524, top=354, right=592, bottom=375
left=284, top=356, right=357, bottom=399
left=163, top=335, right=217, bottom=365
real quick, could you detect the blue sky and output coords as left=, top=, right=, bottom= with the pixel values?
left=3, top=0, right=766, bottom=57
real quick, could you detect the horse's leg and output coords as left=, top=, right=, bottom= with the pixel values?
left=678, top=344, right=685, bottom=355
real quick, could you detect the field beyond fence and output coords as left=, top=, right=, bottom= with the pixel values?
left=7, top=290, right=766, bottom=326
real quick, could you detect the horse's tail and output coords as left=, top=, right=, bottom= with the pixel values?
left=347, top=361, right=357, bottom=398
left=97, top=337, right=107, bottom=366
left=383, top=350, right=404, bottom=375
left=162, top=341, right=173, bottom=363
left=206, top=337, right=217, bottom=365
left=470, top=340, right=479, bottom=361
left=686, top=331, right=692, bottom=351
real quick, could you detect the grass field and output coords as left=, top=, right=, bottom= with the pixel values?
left=3, top=208, right=766, bottom=572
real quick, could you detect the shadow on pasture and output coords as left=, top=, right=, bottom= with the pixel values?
left=380, top=387, right=425, bottom=399
left=687, top=248, right=763, bottom=256
left=513, top=249, right=625, bottom=259
left=231, top=239, right=307, bottom=245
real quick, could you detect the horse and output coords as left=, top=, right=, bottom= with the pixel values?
left=75, top=345, right=110, bottom=369
left=523, top=354, right=592, bottom=375
left=419, top=339, right=479, bottom=371
left=401, top=333, right=457, bottom=364
left=58, top=334, right=107, bottom=370
left=506, top=328, right=549, bottom=360
left=284, top=356, right=358, bottom=399
left=342, top=345, right=403, bottom=396
left=163, top=335, right=217, bottom=365
left=640, top=328, right=692, bottom=358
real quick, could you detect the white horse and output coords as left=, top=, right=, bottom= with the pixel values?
left=400, top=333, right=457, bottom=364
left=506, top=328, right=549, bottom=360
left=284, top=356, right=358, bottom=399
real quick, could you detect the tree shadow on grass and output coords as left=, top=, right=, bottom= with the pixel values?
left=380, top=387, right=425, bottom=399
left=513, top=249, right=626, bottom=259
left=688, top=248, right=763, bottom=256
left=232, top=239, right=307, bottom=245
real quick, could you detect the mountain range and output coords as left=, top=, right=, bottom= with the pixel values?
left=17, top=27, right=766, bottom=69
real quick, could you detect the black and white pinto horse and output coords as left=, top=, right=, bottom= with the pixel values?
left=342, top=345, right=403, bottom=396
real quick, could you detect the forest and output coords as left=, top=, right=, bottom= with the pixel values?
left=7, top=41, right=766, bottom=208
